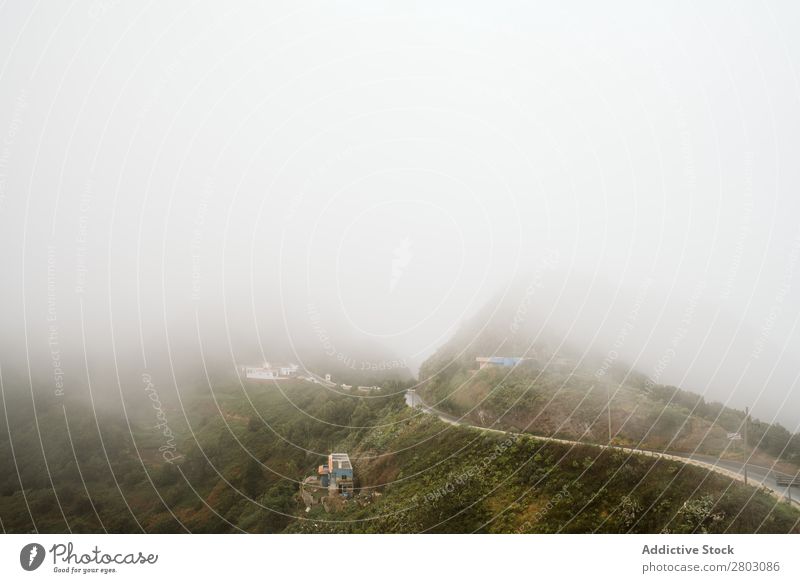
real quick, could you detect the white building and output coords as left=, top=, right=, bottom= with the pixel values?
left=241, top=362, right=299, bottom=380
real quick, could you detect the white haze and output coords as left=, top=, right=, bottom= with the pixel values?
left=1, top=1, right=799, bottom=427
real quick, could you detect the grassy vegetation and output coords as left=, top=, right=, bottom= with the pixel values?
left=0, top=379, right=407, bottom=533
left=418, top=325, right=800, bottom=467
left=287, top=407, right=800, bottom=533
left=1, top=379, right=797, bottom=533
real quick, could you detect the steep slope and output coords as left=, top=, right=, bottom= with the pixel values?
left=286, top=407, right=800, bottom=533
left=417, top=289, right=800, bottom=470
left=2, top=378, right=797, bottom=533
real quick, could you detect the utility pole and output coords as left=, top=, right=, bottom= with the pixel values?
left=607, top=385, right=612, bottom=445
left=743, top=406, right=749, bottom=486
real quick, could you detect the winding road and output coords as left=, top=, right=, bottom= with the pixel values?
left=405, top=390, right=799, bottom=507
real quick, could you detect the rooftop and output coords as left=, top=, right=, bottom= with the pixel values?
left=329, top=452, right=352, bottom=471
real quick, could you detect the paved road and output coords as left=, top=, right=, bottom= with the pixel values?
left=666, top=452, right=798, bottom=501
left=405, top=390, right=799, bottom=507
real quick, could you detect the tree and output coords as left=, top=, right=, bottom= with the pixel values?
left=240, top=459, right=263, bottom=498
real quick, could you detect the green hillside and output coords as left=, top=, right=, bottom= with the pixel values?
left=287, top=406, right=799, bottom=533
left=417, top=296, right=800, bottom=470
left=2, top=379, right=798, bottom=533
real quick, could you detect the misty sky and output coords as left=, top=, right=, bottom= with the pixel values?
left=1, top=1, right=800, bottom=427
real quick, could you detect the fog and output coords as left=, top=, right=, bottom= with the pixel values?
left=1, top=2, right=799, bottom=428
